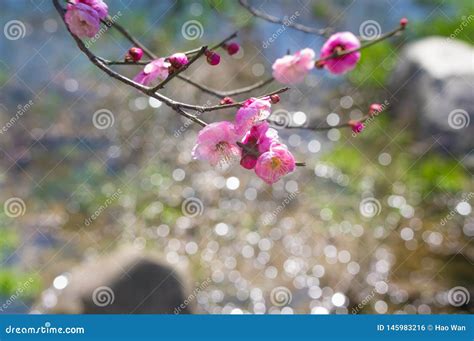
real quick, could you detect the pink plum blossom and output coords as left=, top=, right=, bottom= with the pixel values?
left=65, top=2, right=101, bottom=38
left=235, top=97, right=272, bottom=135
left=239, top=122, right=278, bottom=169
left=255, top=143, right=296, bottom=184
left=133, top=58, right=171, bottom=86
left=74, top=0, right=108, bottom=19
left=272, top=48, right=315, bottom=84
left=319, top=32, right=361, bottom=74
left=192, top=121, right=241, bottom=167
left=168, top=53, right=189, bottom=69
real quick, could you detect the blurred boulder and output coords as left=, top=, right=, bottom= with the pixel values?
left=33, top=248, right=191, bottom=314
left=389, top=37, right=474, bottom=161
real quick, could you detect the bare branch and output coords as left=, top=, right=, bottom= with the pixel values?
left=238, top=0, right=330, bottom=36
left=269, top=114, right=374, bottom=132
left=103, top=18, right=157, bottom=59
left=53, top=0, right=207, bottom=127
left=151, top=46, right=208, bottom=92
left=176, top=75, right=275, bottom=98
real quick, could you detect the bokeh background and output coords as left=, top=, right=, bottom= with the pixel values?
left=0, top=0, right=473, bottom=314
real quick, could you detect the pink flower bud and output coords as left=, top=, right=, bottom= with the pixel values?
left=240, top=155, right=258, bottom=170
left=205, top=50, right=221, bottom=66
left=168, top=53, right=189, bottom=69
left=369, top=103, right=383, bottom=116
left=220, top=97, right=234, bottom=105
left=226, top=42, right=240, bottom=55
left=400, top=17, right=408, bottom=28
left=270, top=94, right=280, bottom=104
left=126, top=47, right=143, bottom=62
left=349, top=120, right=364, bottom=134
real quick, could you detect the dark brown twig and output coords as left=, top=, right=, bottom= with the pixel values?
left=238, top=0, right=330, bottom=36
left=176, top=75, right=275, bottom=98
left=151, top=46, right=208, bottom=92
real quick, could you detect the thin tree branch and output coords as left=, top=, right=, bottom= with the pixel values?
left=315, top=24, right=406, bottom=64
left=269, top=113, right=377, bottom=132
left=238, top=0, right=330, bottom=36
left=103, top=18, right=157, bottom=59
left=151, top=46, right=208, bottom=92
left=176, top=75, right=275, bottom=98
left=197, top=87, right=289, bottom=112
left=53, top=0, right=208, bottom=127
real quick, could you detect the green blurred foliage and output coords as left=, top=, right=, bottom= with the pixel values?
left=413, top=0, right=474, bottom=43
left=348, top=41, right=398, bottom=88
left=323, top=116, right=471, bottom=197
left=349, top=0, right=473, bottom=88
left=0, top=270, right=41, bottom=299
left=0, top=226, right=41, bottom=298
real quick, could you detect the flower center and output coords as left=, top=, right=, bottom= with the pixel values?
left=216, top=141, right=235, bottom=166
left=333, top=45, right=345, bottom=55
left=271, top=157, right=282, bottom=169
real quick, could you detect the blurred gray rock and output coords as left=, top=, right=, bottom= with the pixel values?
left=33, top=248, right=191, bottom=314
left=389, top=37, right=474, bottom=160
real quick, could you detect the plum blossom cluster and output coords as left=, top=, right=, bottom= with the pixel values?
left=272, top=31, right=361, bottom=84
left=272, top=18, right=408, bottom=84
left=65, top=0, right=108, bottom=38
left=132, top=44, right=240, bottom=86
left=192, top=96, right=296, bottom=184
left=61, top=0, right=407, bottom=186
